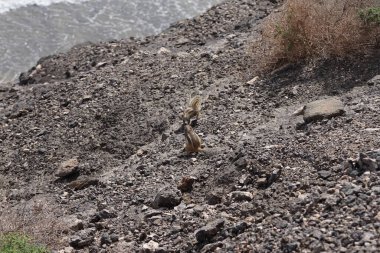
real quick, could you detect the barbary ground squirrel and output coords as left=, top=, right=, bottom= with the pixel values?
left=184, top=124, right=203, bottom=153
left=182, top=95, right=201, bottom=124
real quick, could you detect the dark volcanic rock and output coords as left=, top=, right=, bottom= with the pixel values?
left=90, top=209, right=117, bottom=223
left=230, top=191, right=253, bottom=202
left=195, top=219, right=225, bottom=243
left=206, top=191, right=223, bottom=205
left=70, top=229, right=95, bottom=249
left=344, top=150, right=380, bottom=176
left=152, top=186, right=182, bottom=209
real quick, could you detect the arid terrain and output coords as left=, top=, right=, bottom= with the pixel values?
left=0, top=0, right=379, bottom=252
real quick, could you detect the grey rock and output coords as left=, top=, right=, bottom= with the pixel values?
left=157, top=47, right=171, bottom=55
left=230, top=191, right=253, bottom=202
left=90, top=209, right=117, bottom=223
left=69, top=236, right=82, bottom=248
left=195, top=219, right=225, bottom=243
left=362, top=232, right=374, bottom=241
left=89, top=246, right=99, bottom=253
left=98, top=209, right=117, bottom=219
left=268, top=167, right=282, bottom=184
left=303, top=97, right=345, bottom=123
left=110, top=234, right=119, bottom=243
left=341, top=182, right=361, bottom=196
left=359, top=155, right=378, bottom=171
left=318, top=170, right=332, bottom=179
left=100, top=233, right=112, bottom=245
left=200, top=242, right=224, bottom=253
left=144, top=210, right=163, bottom=220
left=367, top=75, right=380, bottom=86
left=81, top=94, right=92, bottom=103
left=55, top=158, right=79, bottom=178
left=206, top=192, right=222, bottom=205
left=63, top=215, right=84, bottom=231
left=256, top=177, right=268, bottom=187
left=321, top=193, right=338, bottom=206
left=229, top=221, right=248, bottom=235
left=281, top=241, right=299, bottom=252
left=344, top=151, right=379, bottom=176
left=152, top=186, right=182, bottom=209
left=7, top=101, right=32, bottom=119
left=234, top=157, right=248, bottom=169
left=70, top=235, right=94, bottom=249
left=238, top=174, right=252, bottom=185
left=142, top=240, right=159, bottom=252
left=371, top=186, right=380, bottom=194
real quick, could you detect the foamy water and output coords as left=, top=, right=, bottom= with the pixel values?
left=0, top=0, right=89, bottom=13
left=0, top=0, right=224, bottom=83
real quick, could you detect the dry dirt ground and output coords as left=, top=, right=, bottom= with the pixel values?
left=0, top=0, right=379, bottom=252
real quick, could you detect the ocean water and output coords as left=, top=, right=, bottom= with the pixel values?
left=0, top=0, right=224, bottom=83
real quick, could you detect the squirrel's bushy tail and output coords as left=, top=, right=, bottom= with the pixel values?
left=189, top=95, right=201, bottom=112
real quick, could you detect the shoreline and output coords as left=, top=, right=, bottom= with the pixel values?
left=0, top=0, right=224, bottom=84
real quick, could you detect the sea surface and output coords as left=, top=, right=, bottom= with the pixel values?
left=0, top=0, right=224, bottom=83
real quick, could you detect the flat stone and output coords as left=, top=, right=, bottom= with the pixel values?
left=246, top=76, right=259, bottom=85
left=96, top=62, right=107, bottom=68
left=303, top=97, right=345, bottom=123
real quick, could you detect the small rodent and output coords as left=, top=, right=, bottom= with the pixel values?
left=182, top=96, right=201, bottom=124
left=184, top=124, right=203, bottom=153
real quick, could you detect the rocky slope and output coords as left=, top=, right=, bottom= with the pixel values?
left=1, top=0, right=380, bottom=252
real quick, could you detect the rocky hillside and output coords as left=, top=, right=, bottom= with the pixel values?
left=0, top=0, right=379, bottom=252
